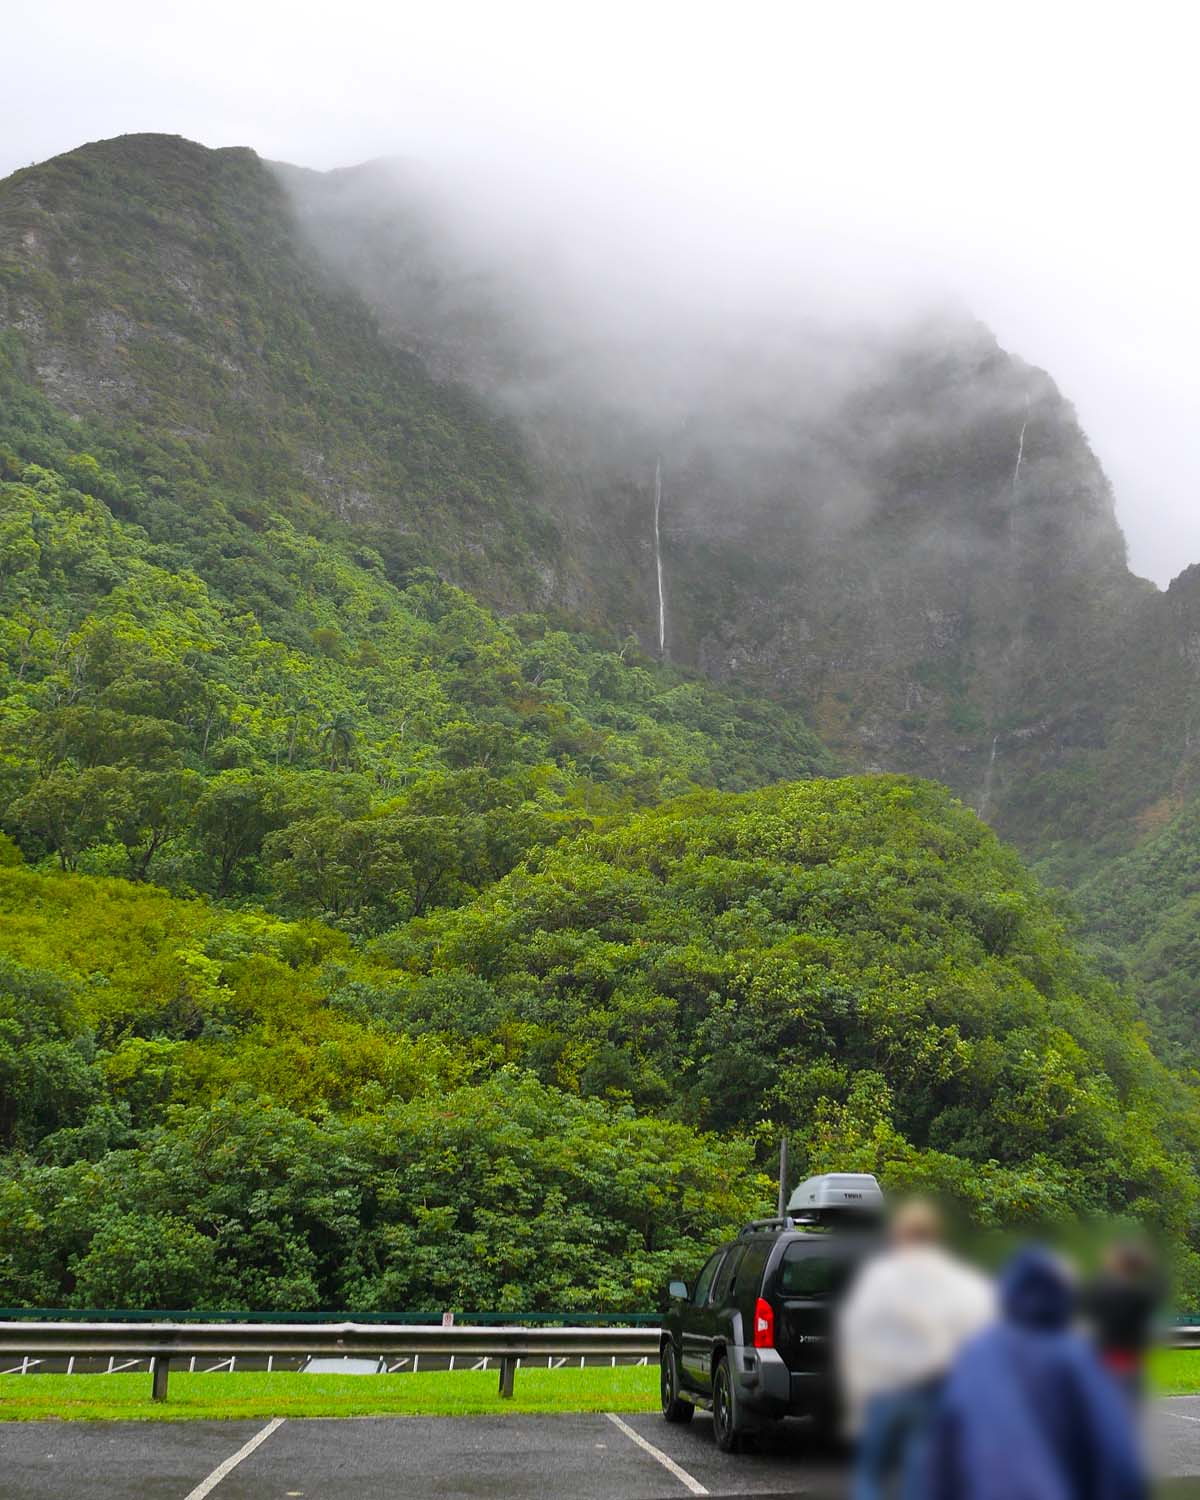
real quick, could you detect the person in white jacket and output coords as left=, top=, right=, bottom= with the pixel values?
left=838, top=1198, right=995, bottom=1500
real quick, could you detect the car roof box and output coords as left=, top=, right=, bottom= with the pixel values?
left=787, top=1173, right=884, bottom=1218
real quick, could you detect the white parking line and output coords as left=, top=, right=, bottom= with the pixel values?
left=182, top=1417, right=285, bottom=1499
left=605, top=1412, right=709, bottom=1495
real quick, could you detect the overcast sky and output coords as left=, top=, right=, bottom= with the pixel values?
left=4, top=1, right=1197, bottom=585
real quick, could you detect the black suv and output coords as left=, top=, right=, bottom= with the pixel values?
left=660, top=1182, right=881, bottom=1451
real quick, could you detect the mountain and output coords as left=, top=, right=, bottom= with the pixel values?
left=276, top=152, right=1200, bottom=885
left=2, top=132, right=1200, bottom=1307
left=2, top=138, right=1186, bottom=874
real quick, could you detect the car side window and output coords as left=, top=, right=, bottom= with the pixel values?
left=737, top=1239, right=773, bottom=1300
left=711, top=1244, right=745, bottom=1304
left=691, top=1250, right=725, bottom=1307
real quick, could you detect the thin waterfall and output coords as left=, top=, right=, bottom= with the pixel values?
left=653, top=457, right=667, bottom=657
left=1010, top=403, right=1028, bottom=542
left=979, top=734, right=999, bottom=819
left=1012, top=419, right=1028, bottom=492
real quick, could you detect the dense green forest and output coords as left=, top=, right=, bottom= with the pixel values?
left=3, top=135, right=1200, bottom=1315
left=1075, top=797, right=1200, bottom=1061
left=0, top=869, right=768, bottom=1310
left=6, top=777, right=1200, bottom=1309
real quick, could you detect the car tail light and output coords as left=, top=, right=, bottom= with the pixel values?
left=753, top=1297, right=774, bottom=1349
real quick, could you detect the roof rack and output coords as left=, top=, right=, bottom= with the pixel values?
left=739, top=1216, right=800, bottom=1236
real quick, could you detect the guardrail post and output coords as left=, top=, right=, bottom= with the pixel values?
left=151, top=1356, right=170, bottom=1401
left=498, top=1356, right=516, bottom=1398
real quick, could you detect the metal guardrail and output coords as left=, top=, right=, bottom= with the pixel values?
left=3, top=1319, right=1195, bottom=1403
left=0, top=1321, right=663, bottom=1402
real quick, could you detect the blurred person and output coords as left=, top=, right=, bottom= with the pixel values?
left=838, top=1197, right=994, bottom=1500
left=1082, top=1237, right=1162, bottom=1407
left=929, top=1245, right=1147, bottom=1500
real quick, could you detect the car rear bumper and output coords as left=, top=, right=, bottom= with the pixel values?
left=728, top=1344, right=834, bottom=1421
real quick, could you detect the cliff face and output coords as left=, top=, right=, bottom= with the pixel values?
left=0, top=134, right=1194, bottom=871
left=648, top=325, right=1140, bottom=778
left=280, top=154, right=1168, bottom=856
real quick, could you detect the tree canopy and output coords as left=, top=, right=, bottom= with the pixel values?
left=3, top=778, right=1200, bottom=1310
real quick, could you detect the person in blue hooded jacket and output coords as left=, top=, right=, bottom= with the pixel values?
left=927, top=1245, right=1148, bottom=1500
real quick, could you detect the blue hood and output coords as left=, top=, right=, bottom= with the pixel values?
left=999, top=1246, right=1076, bottom=1332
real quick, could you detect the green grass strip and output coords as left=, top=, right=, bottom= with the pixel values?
left=4, top=1350, right=1198, bottom=1424
left=0, top=1365, right=660, bottom=1422
left=1153, top=1349, right=1200, bottom=1397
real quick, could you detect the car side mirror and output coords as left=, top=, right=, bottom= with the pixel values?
left=668, top=1280, right=689, bottom=1301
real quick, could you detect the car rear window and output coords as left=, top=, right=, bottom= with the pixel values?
left=778, top=1244, right=855, bottom=1298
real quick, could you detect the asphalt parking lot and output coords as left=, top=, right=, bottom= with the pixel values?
left=4, top=1403, right=1200, bottom=1499
left=0, top=1409, right=837, bottom=1500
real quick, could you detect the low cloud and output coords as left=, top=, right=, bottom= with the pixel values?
left=4, top=0, right=1198, bottom=581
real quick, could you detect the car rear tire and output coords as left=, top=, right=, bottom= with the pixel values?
left=660, top=1342, right=694, bottom=1423
left=711, top=1355, right=742, bottom=1452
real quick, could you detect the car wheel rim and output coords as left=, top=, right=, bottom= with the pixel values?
left=661, top=1356, right=672, bottom=1410
left=715, top=1371, right=729, bottom=1437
